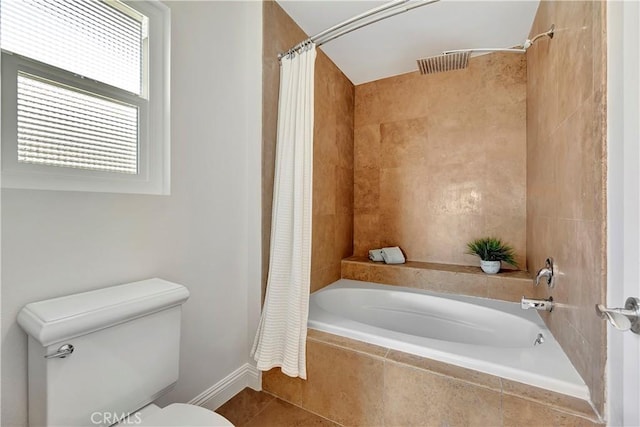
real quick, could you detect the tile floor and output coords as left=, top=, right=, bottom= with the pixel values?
left=216, top=388, right=339, bottom=427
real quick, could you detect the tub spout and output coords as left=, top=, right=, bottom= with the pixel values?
left=521, top=296, right=554, bottom=312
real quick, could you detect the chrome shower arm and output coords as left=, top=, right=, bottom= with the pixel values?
left=442, top=24, right=555, bottom=57
left=443, top=48, right=526, bottom=55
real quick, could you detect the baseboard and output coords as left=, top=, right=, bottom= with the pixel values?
left=189, top=363, right=262, bottom=410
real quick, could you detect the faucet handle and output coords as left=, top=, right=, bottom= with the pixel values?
left=534, top=258, right=554, bottom=288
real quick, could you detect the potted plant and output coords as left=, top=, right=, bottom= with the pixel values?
left=466, top=237, right=518, bottom=274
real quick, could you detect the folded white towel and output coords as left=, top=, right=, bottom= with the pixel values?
left=368, top=249, right=385, bottom=262
left=381, top=246, right=406, bottom=264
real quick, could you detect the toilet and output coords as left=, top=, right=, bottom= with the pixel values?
left=17, top=278, right=234, bottom=427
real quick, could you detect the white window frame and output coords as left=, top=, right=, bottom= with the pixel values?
left=0, top=0, right=170, bottom=195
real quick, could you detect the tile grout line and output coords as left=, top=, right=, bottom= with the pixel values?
left=383, top=357, right=502, bottom=394
left=261, top=390, right=344, bottom=426
left=499, top=377, right=505, bottom=427
left=307, top=336, right=389, bottom=361
left=236, top=394, right=277, bottom=427
left=381, top=357, right=387, bottom=427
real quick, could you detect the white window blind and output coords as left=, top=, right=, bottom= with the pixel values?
left=1, top=0, right=146, bottom=95
left=17, top=73, right=139, bottom=174
left=1, top=0, right=169, bottom=194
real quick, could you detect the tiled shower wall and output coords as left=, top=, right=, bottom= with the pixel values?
left=262, top=1, right=355, bottom=297
left=526, top=0, right=607, bottom=416
left=353, top=54, right=528, bottom=268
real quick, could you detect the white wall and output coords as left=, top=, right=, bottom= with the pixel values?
left=0, top=1, right=262, bottom=425
left=607, top=2, right=640, bottom=425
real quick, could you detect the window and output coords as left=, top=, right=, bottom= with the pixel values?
left=1, top=0, right=170, bottom=194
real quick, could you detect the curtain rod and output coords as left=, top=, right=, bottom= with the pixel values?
left=277, top=0, right=440, bottom=60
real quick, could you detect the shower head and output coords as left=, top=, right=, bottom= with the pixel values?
left=417, top=51, right=470, bottom=74
left=417, top=24, right=555, bottom=75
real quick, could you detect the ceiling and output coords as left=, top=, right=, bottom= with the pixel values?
left=276, top=0, right=540, bottom=85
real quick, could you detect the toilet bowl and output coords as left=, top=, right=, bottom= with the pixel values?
left=17, top=278, right=234, bottom=427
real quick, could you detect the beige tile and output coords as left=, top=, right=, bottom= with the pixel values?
left=527, top=132, right=557, bottom=220
left=336, top=120, right=354, bottom=170
left=423, top=110, right=489, bottom=166
left=334, top=212, right=353, bottom=261
left=214, top=388, right=275, bottom=426
left=311, top=214, right=336, bottom=273
left=354, top=125, right=380, bottom=170
left=377, top=209, right=431, bottom=261
left=526, top=0, right=606, bottom=413
left=554, top=1, right=594, bottom=125
left=335, top=166, right=353, bottom=216
left=340, top=257, right=522, bottom=299
left=482, top=140, right=527, bottom=219
left=554, top=116, right=587, bottom=222
left=419, top=268, right=488, bottom=297
left=307, top=328, right=389, bottom=358
left=262, top=368, right=304, bottom=406
left=310, top=262, right=341, bottom=293
left=353, top=213, right=381, bottom=256
left=403, top=213, right=483, bottom=264
left=378, top=166, right=432, bottom=218
left=340, top=258, right=373, bottom=281
left=385, top=350, right=501, bottom=391
left=379, top=118, right=430, bottom=169
left=502, top=380, right=597, bottom=419
left=313, top=161, right=336, bottom=217
left=244, top=399, right=338, bottom=427
left=502, top=394, right=601, bottom=427
left=354, top=81, right=383, bottom=127
left=353, top=50, right=527, bottom=268
left=486, top=274, right=533, bottom=302
left=591, top=2, right=606, bottom=95
left=409, top=152, right=486, bottom=217
left=383, top=361, right=502, bottom=426
left=354, top=165, right=380, bottom=214
left=302, top=340, right=384, bottom=426
left=374, top=72, right=431, bottom=123
left=575, top=97, right=604, bottom=222
left=480, top=53, right=527, bottom=105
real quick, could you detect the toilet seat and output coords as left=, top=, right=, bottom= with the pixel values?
left=137, top=403, right=233, bottom=426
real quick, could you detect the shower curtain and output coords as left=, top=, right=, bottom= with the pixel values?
left=251, top=43, right=316, bottom=378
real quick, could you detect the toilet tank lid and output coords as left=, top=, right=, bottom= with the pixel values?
left=17, top=278, right=190, bottom=347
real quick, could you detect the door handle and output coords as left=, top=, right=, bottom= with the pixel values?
left=595, top=297, right=640, bottom=334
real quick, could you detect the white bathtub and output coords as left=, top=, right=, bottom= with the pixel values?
left=308, top=279, right=589, bottom=400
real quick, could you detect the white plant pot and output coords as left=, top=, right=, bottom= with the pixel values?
left=480, top=260, right=501, bottom=274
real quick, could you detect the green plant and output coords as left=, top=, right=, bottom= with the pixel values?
left=466, top=237, right=518, bottom=267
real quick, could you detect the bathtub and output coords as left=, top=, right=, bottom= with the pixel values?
left=308, top=279, right=589, bottom=401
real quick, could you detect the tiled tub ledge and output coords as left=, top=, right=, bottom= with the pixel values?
left=263, top=329, right=602, bottom=426
left=341, top=256, right=533, bottom=302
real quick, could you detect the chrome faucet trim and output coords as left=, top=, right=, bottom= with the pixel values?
left=534, top=258, right=554, bottom=288
left=521, top=296, right=554, bottom=312
left=595, top=297, right=640, bottom=334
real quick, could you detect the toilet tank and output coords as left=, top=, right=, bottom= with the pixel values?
left=17, top=278, right=190, bottom=427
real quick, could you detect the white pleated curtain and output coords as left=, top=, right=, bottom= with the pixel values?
left=252, top=43, right=316, bottom=378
